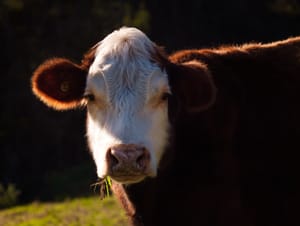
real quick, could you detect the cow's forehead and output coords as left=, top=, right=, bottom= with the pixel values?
left=86, top=27, right=168, bottom=106
left=89, top=27, right=159, bottom=75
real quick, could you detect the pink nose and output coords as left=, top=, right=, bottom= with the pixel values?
left=107, top=144, right=150, bottom=175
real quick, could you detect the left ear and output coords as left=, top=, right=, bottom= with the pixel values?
left=167, top=60, right=217, bottom=112
left=31, top=58, right=87, bottom=110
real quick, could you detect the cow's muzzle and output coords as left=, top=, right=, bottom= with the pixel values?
left=106, top=144, right=150, bottom=183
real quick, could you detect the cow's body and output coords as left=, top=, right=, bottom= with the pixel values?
left=32, top=28, right=300, bottom=226
left=113, top=40, right=300, bottom=226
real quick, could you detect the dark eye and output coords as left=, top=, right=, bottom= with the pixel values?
left=161, top=92, right=171, bottom=101
left=83, top=93, right=95, bottom=101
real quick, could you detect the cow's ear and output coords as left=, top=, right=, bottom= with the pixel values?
left=31, top=58, right=87, bottom=110
left=168, top=61, right=217, bottom=113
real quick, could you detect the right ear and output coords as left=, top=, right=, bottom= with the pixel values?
left=31, top=58, right=87, bottom=110
left=167, top=60, right=217, bottom=113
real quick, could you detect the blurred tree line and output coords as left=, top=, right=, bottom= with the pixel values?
left=0, top=0, right=299, bottom=205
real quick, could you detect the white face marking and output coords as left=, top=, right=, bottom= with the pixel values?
left=85, top=27, right=170, bottom=182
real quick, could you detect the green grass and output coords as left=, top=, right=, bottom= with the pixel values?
left=0, top=196, right=128, bottom=226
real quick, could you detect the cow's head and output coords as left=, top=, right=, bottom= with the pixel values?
left=32, top=27, right=216, bottom=184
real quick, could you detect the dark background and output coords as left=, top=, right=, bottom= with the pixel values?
left=1, top=0, right=300, bottom=204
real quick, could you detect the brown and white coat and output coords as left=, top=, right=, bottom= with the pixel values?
left=32, top=27, right=300, bottom=226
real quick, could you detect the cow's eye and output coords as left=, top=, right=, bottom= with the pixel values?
left=83, top=93, right=95, bottom=101
left=161, top=92, right=171, bottom=101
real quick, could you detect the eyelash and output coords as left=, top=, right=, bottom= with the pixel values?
left=83, top=93, right=95, bottom=101
left=161, top=92, right=171, bottom=101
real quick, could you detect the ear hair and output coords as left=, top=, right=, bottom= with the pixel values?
left=167, top=60, right=217, bottom=113
left=31, top=58, right=87, bottom=110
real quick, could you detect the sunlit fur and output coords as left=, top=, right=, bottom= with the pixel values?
left=85, top=27, right=170, bottom=183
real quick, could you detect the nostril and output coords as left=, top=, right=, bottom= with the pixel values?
left=108, top=149, right=119, bottom=167
left=136, top=150, right=149, bottom=169
left=136, top=154, right=144, bottom=167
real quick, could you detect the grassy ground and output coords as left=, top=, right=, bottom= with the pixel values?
left=0, top=196, right=128, bottom=226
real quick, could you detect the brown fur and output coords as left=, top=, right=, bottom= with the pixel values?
left=166, top=60, right=217, bottom=112
left=32, top=58, right=87, bottom=110
left=81, top=43, right=99, bottom=70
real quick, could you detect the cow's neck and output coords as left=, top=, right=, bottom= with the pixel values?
left=111, top=98, right=243, bottom=226
left=111, top=111, right=217, bottom=225
left=111, top=179, right=155, bottom=225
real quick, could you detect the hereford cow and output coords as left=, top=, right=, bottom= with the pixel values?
left=31, top=27, right=300, bottom=226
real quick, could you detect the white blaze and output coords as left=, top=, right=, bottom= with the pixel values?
left=85, top=27, right=170, bottom=181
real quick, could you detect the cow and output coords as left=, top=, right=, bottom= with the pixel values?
left=31, top=27, right=300, bottom=226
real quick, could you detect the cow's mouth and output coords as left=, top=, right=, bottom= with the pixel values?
left=107, top=160, right=150, bottom=184
left=109, top=174, right=147, bottom=184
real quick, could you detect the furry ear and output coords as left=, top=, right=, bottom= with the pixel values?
left=168, top=60, right=217, bottom=113
left=31, top=58, right=87, bottom=110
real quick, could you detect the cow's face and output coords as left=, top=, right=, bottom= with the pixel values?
left=84, top=28, right=171, bottom=183
left=31, top=27, right=216, bottom=184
